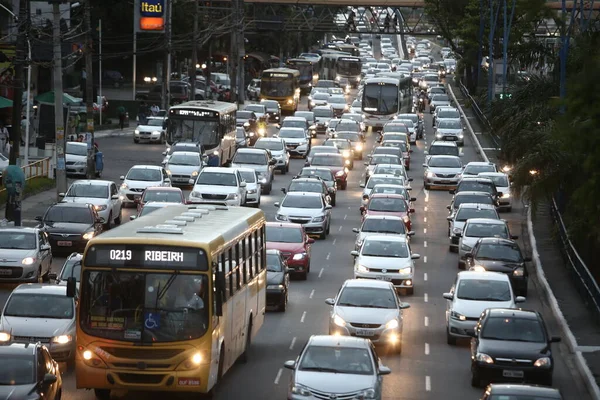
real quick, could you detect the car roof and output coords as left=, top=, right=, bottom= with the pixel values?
left=172, top=142, right=199, bottom=147
left=303, top=166, right=332, bottom=172
left=266, top=221, right=303, bottom=229
left=477, top=237, right=517, bottom=246
left=457, top=203, right=496, bottom=210
left=143, top=201, right=180, bottom=208
left=363, top=214, right=403, bottom=221
left=478, top=172, right=508, bottom=178
left=284, top=116, right=306, bottom=121
left=466, top=161, right=496, bottom=166
left=488, top=384, right=561, bottom=397
left=169, top=151, right=200, bottom=157
left=145, top=186, right=182, bottom=192
left=313, top=152, right=342, bottom=157
left=456, top=191, right=492, bottom=196
left=201, top=167, right=236, bottom=174
left=307, top=335, right=371, bottom=349
left=487, top=308, right=540, bottom=320
left=459, top=177, right=494, bottom=183
left=0, top=226, right=39, bottom=234
left=266, top=248, right=281, bottom=255
left=291, top=177, right=323, bottom=183
left=343, top=279, right=394, bottom=290
left=364, top=234, right=408, bottom=244
left=70, top=180, right=113, bottom=186
left=458, top=271, right=511, bottom=281
left=130, top=165, right=162, bottom=170
left=430, top=140, right=458, bottom=147
left=256, top=137, right=283, bottom=142
left=369, top=174, right=404, bottom=180
left=13, top=283, right=69, bottom=296
left=369, top=193, right=406, bottom=199
left=428, top=155, right=461, bottom=160
left=464, top=218, right=506, bottom=225
left=285, top=192, right=321, bottom=198
left=313, top=105, right=333, bottom=110
left=236, top=148, right=268, bottom=154
left=374, top=164, right=404, bottom=169
left=0, top=342, right=38, bottom=356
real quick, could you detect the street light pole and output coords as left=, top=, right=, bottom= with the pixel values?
left=84, top=0, right=95, bottom=179
left=51, top=1, right=67, bottom=199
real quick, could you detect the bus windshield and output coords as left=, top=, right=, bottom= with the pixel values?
left=288, top=62, right=313, bottom=83
left=80, top=271, right=209, bottom=343
left=169, top=119, right=220, bottom=149
left=363, top=84, right=399, bottom=115
left=337, top=59, right=361, bottom=76
left=261, top=76, right=294, bottom=97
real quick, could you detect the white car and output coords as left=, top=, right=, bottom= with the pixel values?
left=434, top=119, right=465, bottom=146
left=60, top=180, right=123, bottom=227
left=133, top=117, right=167, bottom=144
left=458, top=218, right=515, bottom=268
left=164, top=151, right=203, bottom=186
left=429, top=94, right=452, bottom=113
left=161, top=142, right=203, bottom=165
left=478, top=172, right=512, bottom=211
left=443, top=271, right=526, bottom=344
left=396, top=119, right=417, bottom=143
left=230, top=148, right=276, bottom=194
left=360, top=174, right=411, bottom=199
left=119, top=165, right=171, bottom=206
left=423, top=155, right=463, bottom=190
left=189, top=167, right=247, bottom=206
left=254, top=137, right=290, bottom=174
left=0, top=227, right=52, bottom=283
left=236, top=168, right=261, bottom=207
left=462, top=161, right=497, bottom=177
left=65, top=142, right=89, bottom=176
left=448, top=203, right=499, bottom=252
left=326, top=279, right=410, bottom=352
left=353, top=214, right=415, bottom=250
left=277, top=127, right=311, bottom=158
left=351, top=235, right=420, bottom=294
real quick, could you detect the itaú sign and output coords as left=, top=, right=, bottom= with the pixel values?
left=139, top=0, right=166, bottom=31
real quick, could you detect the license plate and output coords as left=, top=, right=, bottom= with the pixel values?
left=445, top=136, right=457, bottom=140
left=355, top=329, right=375, bottom=337
left=57, top=241, right=72, bottom=247
left=502, top=370, right=524, bottom=378
left=376, top=275, right=392, bottom=281
left=0, top=269, right=12, bottom=276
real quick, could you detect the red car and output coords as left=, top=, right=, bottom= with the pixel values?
left=266, top=222, right=314, bottom=280
left=136, top=186, right=186, bottom=212
left=360, top=193, right=415, bottom=231
left=306, top=153, right=348, bottom=190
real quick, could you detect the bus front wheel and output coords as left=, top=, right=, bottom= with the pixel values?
left=240, top=318, right=253, bottom=363
left=94, top=389, right=110, bottom=400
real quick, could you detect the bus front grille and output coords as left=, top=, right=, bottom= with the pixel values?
left=99, top=347, right=184, bottom=360
left=117, top=373, right=166, bottom=384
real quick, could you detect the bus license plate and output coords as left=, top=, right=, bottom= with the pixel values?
left=502, top=370, right=524, bottom=378
left=355, top=329, right=375, bottom=337
left=376, top=275, right=391, bottom=281
left=57, top=241, right=72, bottom=247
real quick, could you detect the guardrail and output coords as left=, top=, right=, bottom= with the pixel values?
left=456, top=80, right=501, bottom=148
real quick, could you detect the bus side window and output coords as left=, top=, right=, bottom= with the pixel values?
left=233, top=246, right=241, bottom=290
left=219, top=253, right=228, bottom=302
left=258, top=227, right=265, bottom=271
left=238, top=241, right=247, bottom=285
left=222, top=251, right=233, bottom=299
left=246, top=234, right=254, bottom=280
left=253, top=231, right=260, bottom=276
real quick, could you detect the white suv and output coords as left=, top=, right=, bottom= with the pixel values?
left=119, top=165, right=171, bottom=207
left=189, top=167, right=247, bottom=206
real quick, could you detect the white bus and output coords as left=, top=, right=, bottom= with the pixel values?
left=361, top=76, right=413, bottom=130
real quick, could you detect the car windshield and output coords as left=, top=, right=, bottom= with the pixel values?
left=337, top=133, right=359, bottom=142
left=454, top=195, right=494, bottom=208
left=343, top=114, right=363, bottom=122
left=237, top=111, right=253, bottom=120
left=289, top=181, right=323, bottom=193
left=383, top=126, right=408, bottom=133
left=66, top=143, right=88, bottom=156
left=337, top=286, right=397, bottom=309
left=429, top=145, right=458, bottom=156
left=169, top=154, right=200, bottom=166
left=362, top=218, right=406, bottom=234
left=59, top=259, right=82, bottom=281
left=457, top=279, right=511, bottom=301
left=432, top=94, right=449, bottom=101
left=484, top=175, right=509, bottom=187
left=369, top=155, right=401, bottom=165
left=372, top=186, right=406, bottom=197
left=328, top=88, right=344, bottom=95
left=255, top=140, right=284, bottom=151
left=459, top=181, right=494, bottom=193
left=311, top=155, right=343, bottom=167
left=0, top=232, right=36, bottom=249
left=313, top=93, right=329, bottom=101
left=266, top=253, right=283, bottom=272
left=295, top=112, right=314, bottom=122
left=367, top=177, right=402, bottom=189
left=146, top=119, right=164, bottom=126
left=368, top=197, right=407, bottom=212
left=438, top=111, right=460, bottom=119
left=143, top=190, right=182, bottom=203
left=299, top=345, right=374, bottom=375
left=169, top=145, right=200, bottom=155
left=45, top=206, right=91, bottom=224
left=266, top=226, right=303, bottom=243
left=261, top=101, right=279, bottom=110
left=477, top=243, right=523, bottom=262
left=383, top=141, right=408, bottom=152
left=5, top=293, right=73, bottom=318
left=80, top=271, right=209, bottom=342
left=328, top=120, right=341, bottom=129
left=329, top=96, right=346, bottom=105
left=196, top=171, right=237, bottom=186
left=245, top=105, right=264, bottom=114
left=66, top=184, right=108, bottom=199
left=336, top=122, right=358, bottom=131
left=465, top=165, right=496, bottom=174
left=313, top=109, right=333, bottom=118
left=282, top=195, right=322, bottom=209
left=481, top=316, right=545, bottom=342
left=324, top=140, right=350, bottom=150
left=465, top=222, right=509, bottom=238
left=301, top=169, right=333, bottom=181
left=362, top=240, right=409, bottom=258
left=233, top=152, right=266, bottom=165
left=127, top=168, right=162, bottom=182
left=438, top=120, right=462, bottom=129
left=374, top=166, right=404, bottom=176
left=0, top=355, right=35, bottom=384
left=279, top=128, right=305, bottom=138
left=239, top=171, right=257, bottom=183
left=429, top=157, right=461, bottom=168
left=456, top=208, right=497, bottom=222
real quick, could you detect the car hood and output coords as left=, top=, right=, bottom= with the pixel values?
left=245, top=182, right=260, bottom=191
left=473, top=259, right=525, bottom=273
left=437, top=128, right=463, bottom=135
left=311, top=100, right=328, bottom=105
left=165, top=164, right=201, bottom=174
left=65, top=154, right=86, bottom=163
left=295, top=371, right=376, bottom=394
left=335, top=306, right=399, bottom=325
left=192, top=184, right=238, bottom=195
left=231, top=163, right=268, bottom=173
left=266, top=241, right=306, bottom=254
left=267, top=271, right=284, bottom=285
left=436, top=117, right=461, bottom=124
left=236, top=119, right=249, bottom=126
left=451, top=220, right=466, bottom=232
left=137, top=125, right=163, bottom=132
left=358, top=255, right=412, bottom=270
left=278, top=206, right=323, bottom=218
left=365, top=210, right=408, bottom=220
left=281, top=137, right=307, bottom=145
left=269, top=149, right=286, bottom=157
left=0, top=384, right=39, bottom=399
left=453, top=298, right=515, bottom=319
left=478, top=339, right=551, bottom=360
left=432, top=100, right=451, bottom=106
left=0, top=249, right=37, bottom=264
left=428, top=166, right=463, bottom=175
left=61, top=197, right=108, bottom=207
left=44, top=222, right=92, bottom=234
left=330, top=104, right=346, bottom=110
left=1, top=315, right=73, bottom=337
left=265, top=107, right=279, bottom=113
left=124, top=179, right=164, bottom=190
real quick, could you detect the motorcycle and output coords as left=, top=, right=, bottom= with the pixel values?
left=418, top=98, right=426, bottom=113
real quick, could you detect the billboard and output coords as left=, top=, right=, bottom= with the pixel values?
left=134, top=0, right=167, bottom=33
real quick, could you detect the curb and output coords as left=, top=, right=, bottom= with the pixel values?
left=527, top=208, right=600, bottom=399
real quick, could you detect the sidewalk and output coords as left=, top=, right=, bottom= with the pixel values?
left=451, top=82, right=600, bottom=393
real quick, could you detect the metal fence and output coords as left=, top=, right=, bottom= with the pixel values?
left=457, top=80, right=501, bottom=148
left=0, top=157, right=52, bottom=196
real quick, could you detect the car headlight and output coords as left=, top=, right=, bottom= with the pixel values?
left=335, top=170, right=345, bottom=177
left=436, top=133, right=443, bottom=138
left=513, top=267, right=525, bottom=277
left=190, top=191, right=201, bottom=198
left=461, top=243, right=472, bottom=251
left=267, top=284, right=285, bottom=290
left=450, top=310, right=467, bottom=321
left=276, top=214, right=288, bottom=221
left=21, top=257, right=36, bottom=265
left=342, top=150, right=351, bottom=158
left=458, top=133, right=464, bottom=138
left=534, top=357, right=552, bottom=367
left=476, top=353, right=494, bottom=364
left=134, top=129, right=140, bottom=134
left=152, top=130, right=160, bottom=135
left=120, top=183, right=128, bottom=190
left=258, top=127, right=266, bottom=135
left=335, top=75, right=341, bottom=81
left=291, top=384, right=311, bottom=396
left=52, top=335, right=72, bottom=344
left=247, top=189, right=256, bottom=194
left=356, top=264, right=369, bottom=273
left=259, top=178, right=267, bottom=184
left=502, top=192, right=511, bottom=198
left=385, top=319, right=399, bottom=329
left=225, top=193, right=239, bottom=200
left=83, top=231, right=95, bottom=240
left=248, top=131, right=255, bottom=137
left=333, top=314, right=346, bottom=327
left=355, top=144, right=363, bottom=151
left=191, top=170, right=199, bottom=177
left=0, top=332, right=10, bottom=342
left=399, top=267, right=412, bottom=275
left=243, top=122, right=250, bottom=127
left=452, top=227, right=462, bottom=235
left=310, top=101, right=316, bottom=106
left=312, top=215, right=325, bottom=222
left=426, top=171, right=434, bottom=178
left=293, top=253, right=306, bottom=260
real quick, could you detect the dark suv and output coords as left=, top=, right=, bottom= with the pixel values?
left=451, top=177, right=500, bottom=203
left=136, top=81, right=191, bottom=105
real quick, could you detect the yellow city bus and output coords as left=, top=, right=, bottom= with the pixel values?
left=70, top=204, right=266, bottom=399
left=260, top=68, right=301, bottom=113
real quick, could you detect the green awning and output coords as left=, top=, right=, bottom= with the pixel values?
left=35, top=91, right=81, bottom=105
left=0, top=96, right=13, bottom=109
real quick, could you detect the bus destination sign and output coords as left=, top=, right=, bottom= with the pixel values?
left=267, top=73, right=290, bottom=78
left=84, top=244, right=207, bottom=270
left=170, top=109, right=218, bottom=118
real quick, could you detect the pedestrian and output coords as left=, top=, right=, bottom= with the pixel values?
left=138, top=102, right=148, bottom=125
left=74, top=112, right=81, bottom=136
left=0, top=121, right=9, bottom=155
left=117, top=105, right=127, bottom=130
left=384, top=14, right=391, bottom=33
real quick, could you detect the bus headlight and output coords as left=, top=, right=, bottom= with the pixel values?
left=287, top=99, right=293, bottom=105
left=178, top=351, right=209, bottom=370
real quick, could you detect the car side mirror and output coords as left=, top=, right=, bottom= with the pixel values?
left=378, top=366, right=392, bottom=376
left=515, top=296, right=526, bottom=303
left=48, top=272, right=58, bottom=281
left=446, top=216, right=453, bottom=221
left=511, top=235, right=519, bottom=240
left=162, top=151, right=167, bottom=156
left=550, top=336, right=561, bottom=343
left=408, top=178, right=413, bottom=182
left=111, top=195, right=119, bottom=200
left=281, top=188, right=287, bottom=194
left=58, top=192, right=65, bottom=197
left=455, top=232, right=462, bottom=238
left=524, top=256, right=532, bottom=262
left=130, top=215, right=137, bottom=221
left=364, top=162, right=369, bottom=166
left=399, top=302, right=410, bottom=310
left=325, top=298, right=335, bottom=306
left=120, top=175, right=125, bottom=180
left=35, top=216, right=43, bottom=221
left=274, top=202, right=280, bottom=207
left=422, top=163, right=427, bottom=168
left=325, top=205, right=333, bottom=210
left=284, top=360, right=296, bottom=370
left=351, top=250, right=359, bottom=257
left=423, top=151, right=428, bottom=155
left=42, top=373, right=58, bottom=385
left=410, top=197, right=417, bottom=202
left=285, top=268, right=294, bottom=274
left=240, top=181, right=247, bottom=187
left=352, top=228, right=359, bottom=233
left=276, top=124, right=281, bottom=129
left=446, top=205, right=451, bottom=210
left=443, top=292, right=453, bottom=300
left=465, top=252, right=473, bottom=258
left=449, top=189, right=455, bottom=194
left=66, top=277, right=76, bottom=298
left=40, top=244, right=51, bottom=251
left=307, top=237, right=315, bottom=244
left=411, top=253, right=420, bottom=259
left=359, top=184, right=365, bottom=188
left=269, top=159, right=277, bottom=165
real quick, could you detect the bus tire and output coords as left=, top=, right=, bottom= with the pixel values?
left=240, top=318, right=252, bottom=363
left=94, top=389, right=110, bottom=400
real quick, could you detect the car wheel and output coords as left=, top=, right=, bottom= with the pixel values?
left=94, top=389, right=111, bottom=400
left=331, top=195, right=336, bottom=206
left=300, top=270, right=308, bottom=280
left=446, top=327, right=457, bottom=345
left=424, top=183, right=430, bottom=190
left=470, top=366, right=482, bottom=388
left=319, top=231, right=327, bottom=240
left=134, top=139, right=139, bottom=143
left=279, top=291, right=287, bottom=312
left=520, top=286, right=528, bottom=297
left=114, top=209, right=122, bottom=225
left=104, top=212, right=112, bottom=230
left=341, top=181, right=347, bottom=190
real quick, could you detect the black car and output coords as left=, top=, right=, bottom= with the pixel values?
left=465, top=237, right=531, bottom=296
left=36, top=203, right=104, bottom=252
left=261, top=100, right=282, bottom=122
left=282, top=177, right=335, bottom=206
left=470, top=308, right=560, bottom=388
left=49, top=252, right=82, bottom=285
left=481, top=383, right=563, bottom=400
left=447, top=191, right=497, bottom=215
left=298, top=167, right=337, bottom=206
left=451, top=177, right=501, bottom=204
left=266, top=249, right=291, bottom=312
left=0, top=342, right=62, bottom=399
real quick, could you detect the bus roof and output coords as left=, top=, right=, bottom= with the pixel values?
left=263, top=68, right=300, bottom=77
left=364, top=77, right=402, bottom=85
left=287, top=58, right=314, bottom=65
left=170, top=100, right=237, bottom=113
left=85, top=204, right=265, bottom=253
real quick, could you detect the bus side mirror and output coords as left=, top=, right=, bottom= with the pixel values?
left=66, top=277, right=76, bottom=298
left=215, top=269, right=226, bottom=317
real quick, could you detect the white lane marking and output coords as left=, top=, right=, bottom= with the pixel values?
left=347, top=206, right=351, bottom=210
left=424, top=272, right=428, bottom=281
left=425, top=343, right=430, bottom=355
left=333, top=238, right=337, bottom=245
left=309, top=289, right=315, bottom=299
left=424, top=189, right=429, bottom=202
left=424, top=293, right=428, bottom=303
left=301, top=311, right=307, bottom=323
left=426, top=375, right=431, bottom=391
left=424, top=217, right=427, bottom=223
left=344, top=214, right=347, bottom=220
left=274, top=368, right=283, bottom=384
left=474, top=131, right=482, bottom=135
left=424, top=240, right=427, bottom=248
left=424, top=206, right=428, bottom=212
left=424, top=228, right=427, bottom=234
left=289, top=337, right=297, bottom=350
left=326, top=252, right=331, bottom=260
left=338, top=225, right=342, bottom=232
left=318, top=268, right=324, bottom=278
left=424, top=316, right=429, bottom=327
left=423, top=255, right=427, bottom=263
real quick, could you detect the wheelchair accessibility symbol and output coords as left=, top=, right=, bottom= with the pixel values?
left=144, top=312, right=160, bottom=330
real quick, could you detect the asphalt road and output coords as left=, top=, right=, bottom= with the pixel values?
left=0, top=37, right=592, bottom=400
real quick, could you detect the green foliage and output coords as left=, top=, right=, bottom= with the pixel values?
left=424, top=0, right=472, bottom=56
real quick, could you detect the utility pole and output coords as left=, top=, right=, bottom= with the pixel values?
left=230, top=0, right=238, bottom=103
left=52, top=1, right=67, bottom=199
left=205, top=41, right=212, bottom=99
left=237, top=0, right=245, bottom=105
left=190, top=0, right=199, bottom=98
left=98, top=18, right=102, bottom=125
left=161, top=0, right=172, bottom=110
left=84, top=0, right=95, bottom=178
